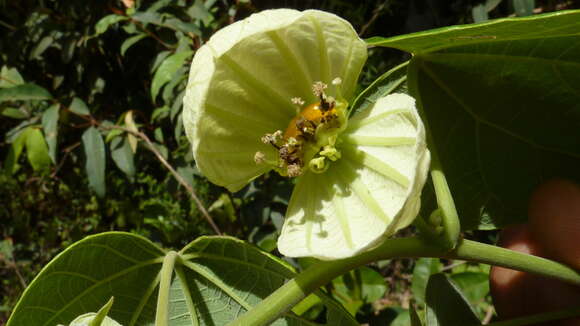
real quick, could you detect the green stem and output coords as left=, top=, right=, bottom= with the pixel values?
left=228, top=237, right=580, bottom=326
left=155, top=251, right=178, bottom=326
left=486, top=307, right=580, bottom=326
left=408, top=60, right=460, bottom=249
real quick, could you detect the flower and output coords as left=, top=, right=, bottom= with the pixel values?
left=183, top=9, right=430, bottom=260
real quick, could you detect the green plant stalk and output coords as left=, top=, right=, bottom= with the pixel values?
left=228, top=237, right=580, bottom=326
left=155, top=251, right=178, bottom=326
left=407, top=59, right=461, bottom=249
left=486, top=306, right=580, bottom=326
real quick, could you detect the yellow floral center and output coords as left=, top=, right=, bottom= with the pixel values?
left=255, top=81, right=347, bottom=177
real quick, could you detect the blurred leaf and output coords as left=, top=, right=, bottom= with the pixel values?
left=151, top=142, right=168, bottom=160
left=95, top=14, right=128, bottom=35
left=120, top=33, right=147, bottom=56
left=82, top=127, right=106, bottom=197
left=0, top=238, right=14, bottom=261
left=425, top=273, right=480, bottom=326
left=105, top=128, right=124, bottom=143
left=124, top=110, right=138, bottom=153
left=187, top=0, right=213, bottom=25
left=111, top=136, right=136, bottom=180
left=151, top=106, right=170, bottom=122
left=1, top=108, right=28, bottom=119
left=0, top=84, right=52, bottom=102
left=3, top=128, right=28, bottom=174
left=513, top=0, right=535, bottom=16
left=29, top=35, right=54, bottom=60
left=25, top=128, right=51, bottom=171
left=391, top=310, right=411, bottom=326
left=151, top=51, right=192, bottom=100
left=370, top=11, right=580, bottom=230
left=450, top=272, right=490, bottom=306
left=41, top=104, right=59, bottom=164
left=69, top=97, right=90, bottom=115
left=359, top=266, right=388, bottom=303
left=412, top=258, right=441, bottom=306
left=150, top=51, right=171, bottom=73
left=132, top=11, right=163, bottom=25
left=471, top=4, right=488, bottom=22
left=164, top=18, right=201, bottom=35
left=0, top=66, right=24, bottom=88
left=410, top=304, right=423, bottom=326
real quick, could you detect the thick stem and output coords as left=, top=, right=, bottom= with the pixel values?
left=228, top=237, right=580, bottom=326
left=155, top=251, right=178, bottom=326
left=408, top=60, right=461, bottom=249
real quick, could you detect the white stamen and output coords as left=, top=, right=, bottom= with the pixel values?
left=291, top=97, right=305, bottom=106
left=312, top=81, right=328, bottom=98
left=254, top=151, right=266, bottom=164
left=332, top=77, right=342, bottom=85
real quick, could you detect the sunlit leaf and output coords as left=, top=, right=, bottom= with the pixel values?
left=151, top=51, right=192, bottom=101
left=124, top=110, right=138, bottom=153
left=0, top=66, right=24, bottom=88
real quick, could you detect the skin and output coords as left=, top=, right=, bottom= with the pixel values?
left=490, top=179, right=580, bottom=326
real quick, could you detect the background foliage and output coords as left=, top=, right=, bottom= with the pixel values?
left=1, top=0, right=577, bottom=324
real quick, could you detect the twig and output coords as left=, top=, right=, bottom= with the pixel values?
left=482, top=305, right=495, bottom=324
left=359, top=1, right=388, bottom=37
left=100, top=124, right=222, bottom=235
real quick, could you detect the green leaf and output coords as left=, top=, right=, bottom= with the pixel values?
left=350, top=60, right=408, bottom=117
left=7, top=233, right=165, bottom=326
left=412, top=258, right=441, bottom=306
left=69, top=97, right=90, bottom=115
left=471, top=4, right=488, bottom=23
left=370, top=10, right=580, bottom=230
left=450, top=272, right=490, bottom=308
left=1, top=108, right=28, bottom=119
left=359, top=266, right=388, bottom=303
left=42, top=104, right=59, bottom=164
left=25, top=128, right=51, bottom=171
left=513, top=0, right=535, bottom=16
left=0, top=66, right=24, bottom=88
left=120, top=34, right=148, bottom=56
left=174, top=237, right=357, bottom=325
left=82, top=127, right=106, bottom=197
left=150, top=51, right=192, bottom=100
left=95, top=14, right=128, bottom=35
left=410, top=304, right=423, bottom=326
left=3, top=128, right=28, bottom=174
left=110, top=136, right=136, bottom=180
left=124, top=110, right=138, bottom=153
left=0, top=83, right=52, bottom=102
left=8, top=233, right=356, bottom=325
left=425, top=273, right=480, bottom=326
left=29, top=35, right=54, bottom=60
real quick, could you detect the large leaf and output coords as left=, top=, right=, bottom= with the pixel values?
left=8, top=233, right=357, bottom=326
left=425, top=273, right=480, bottom=326
left=82, top=127, right=106, bottom=197
left=7, top=233, right=165, bottom=326
left=370, top=10, right=580, bottom=230
left=0, top=83, right=52, bottom=102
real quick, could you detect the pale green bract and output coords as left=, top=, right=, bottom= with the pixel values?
left=183, top=9, right=430, bottom=259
